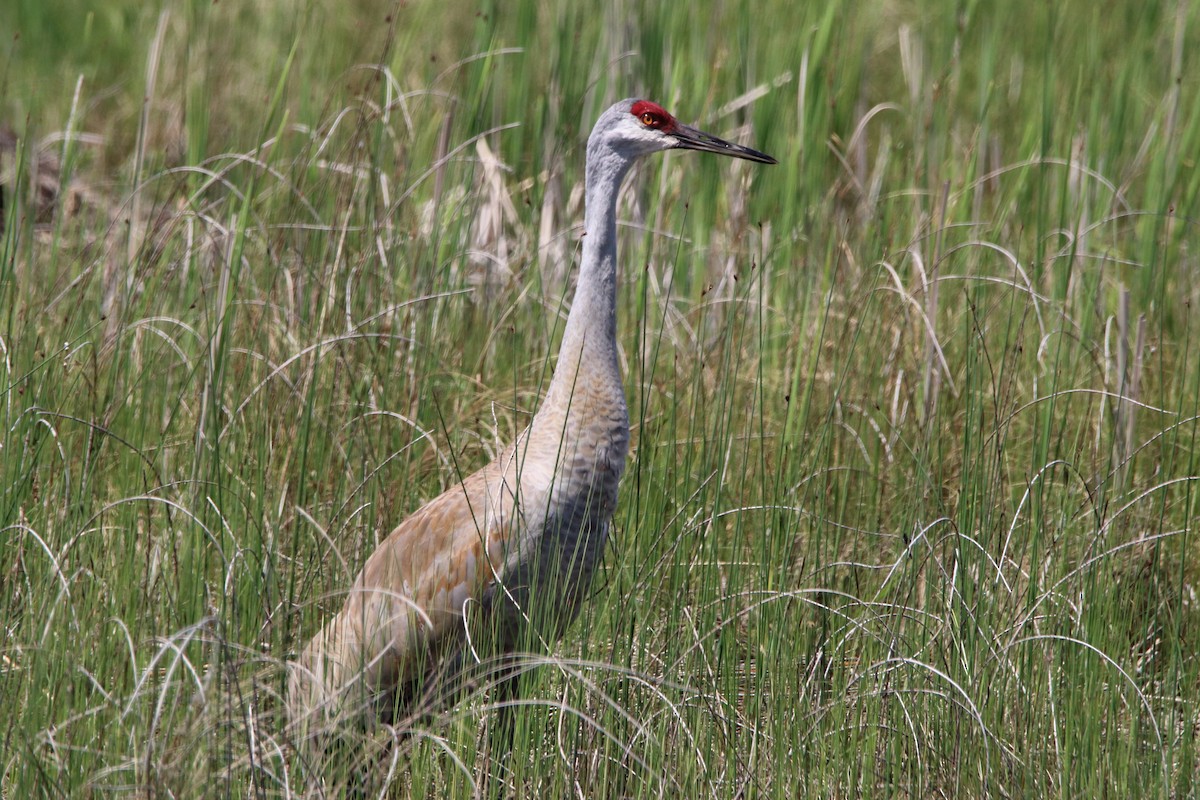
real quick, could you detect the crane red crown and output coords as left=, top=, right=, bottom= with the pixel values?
left=631, top=100, right=677, bottom=132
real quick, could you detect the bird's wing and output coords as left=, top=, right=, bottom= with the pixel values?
left=289, top=457, right=529, bottom=725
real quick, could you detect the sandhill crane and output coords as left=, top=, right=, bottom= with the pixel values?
left=288, top=98, right=776, bottom=741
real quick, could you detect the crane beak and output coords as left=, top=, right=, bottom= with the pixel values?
left=669, top=122, right=777, bottom=165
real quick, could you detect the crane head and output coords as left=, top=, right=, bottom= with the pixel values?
left=594, top=98, right=777, bottom=165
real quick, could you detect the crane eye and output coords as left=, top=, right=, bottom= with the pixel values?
left=641, top=112, right=658, bottom=127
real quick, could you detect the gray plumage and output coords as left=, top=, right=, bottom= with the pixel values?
left=288, top=97, right=775, bottom=735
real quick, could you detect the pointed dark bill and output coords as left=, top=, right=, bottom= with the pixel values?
left=669, top=122, right=777, bottom=165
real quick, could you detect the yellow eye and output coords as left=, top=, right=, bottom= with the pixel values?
left=641, top=113, right=656, bottom=126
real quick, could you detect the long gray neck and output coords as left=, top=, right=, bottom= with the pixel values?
left=542, top=141, right=634, bottom=411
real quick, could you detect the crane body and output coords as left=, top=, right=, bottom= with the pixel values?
left=288, top=98, right=775, bottom=735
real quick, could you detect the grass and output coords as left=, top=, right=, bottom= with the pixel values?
left=2, top=0, right=1199, bottom=796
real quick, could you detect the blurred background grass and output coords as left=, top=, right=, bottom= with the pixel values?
left=2, top=0, right=1198, bottom=796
